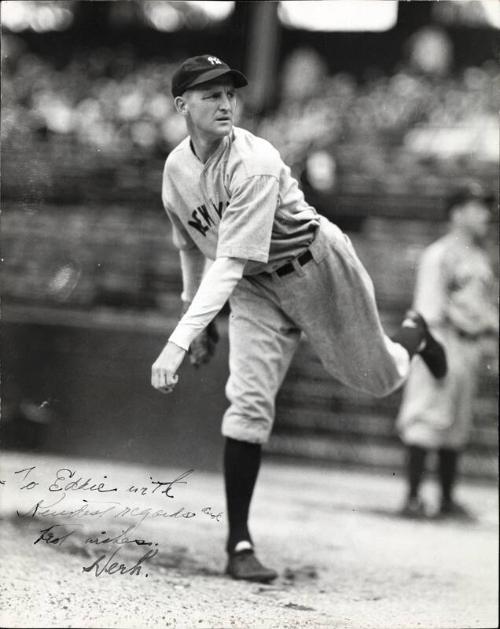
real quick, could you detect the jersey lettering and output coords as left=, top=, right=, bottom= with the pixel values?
left=197, top=204, right=215, bottom=229
left=187, top=200, right=229, bottom=237
left=188, top=209, right=210, bottom=236
left=211, top=200, right=228, bottom=218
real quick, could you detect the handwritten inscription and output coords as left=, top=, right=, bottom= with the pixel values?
left=34, top=523, right=76, bottom=547
left=48, top=468, right=118, bottom=493
left=32, top=522, right=159, bottom=577
left=14, top=466, right=192, bottom=496
left=2, top=464, right=224, bottom=577
left=17, top=496, right=201, bottom=523
left=33, top=523, right=156, bottom=548
left=86, top=524, right=155, bottom=546
left=146, top=469, right=193, bottom=498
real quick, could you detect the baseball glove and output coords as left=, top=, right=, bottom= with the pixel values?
left=181, top=300, right=220, bottom=367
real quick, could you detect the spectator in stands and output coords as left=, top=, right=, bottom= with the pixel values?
left=407, top=26, right=453, bottom=78
left=396, top=182, right=498, bottom=520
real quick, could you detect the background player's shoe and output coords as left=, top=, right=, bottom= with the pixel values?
left=404, top=310, right=448, bottom=379
left=226, top=548, right=278, bottom=583
left=399, top=496, right=427, bottom=519
left=437, top=499, right=475, bottom=521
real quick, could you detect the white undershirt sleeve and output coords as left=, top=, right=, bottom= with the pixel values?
left=169, top=256, right=246, bottom=351
left=179, top=248, right=207, bottom=303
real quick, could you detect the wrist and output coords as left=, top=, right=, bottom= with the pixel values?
left=168, top=328, right=191, bottom=352
left=168, top=340, right=187, bottom=352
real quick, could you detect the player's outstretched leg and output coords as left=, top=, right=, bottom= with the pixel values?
left=392, top=310, right=447, bottom=379
left=223, top=437, right=278, bottom=583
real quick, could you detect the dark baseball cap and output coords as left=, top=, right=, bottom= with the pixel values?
left=445, top=181, right=495, bottom=215
left=171, top=54, right=248, bottom=98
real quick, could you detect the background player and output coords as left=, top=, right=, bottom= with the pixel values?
left=151, top=54, right=447, bottom=582
left=397, top=182, right=498, bottom=520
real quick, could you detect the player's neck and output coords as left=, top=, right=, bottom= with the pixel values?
left=189, top=131, right=225, bottom=164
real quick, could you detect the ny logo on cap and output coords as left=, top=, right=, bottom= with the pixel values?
left=207, top=56, right=222, bottom=65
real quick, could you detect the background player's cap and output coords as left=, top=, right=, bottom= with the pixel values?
left=445, top=181, right=495, bottom=215
left=171, top=55, right=248, bottom=98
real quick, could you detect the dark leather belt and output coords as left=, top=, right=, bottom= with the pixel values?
left=275, top=249, right=313, bottom=277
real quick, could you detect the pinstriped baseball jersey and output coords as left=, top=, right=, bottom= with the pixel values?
left=162, top=126, right=320, bottom=275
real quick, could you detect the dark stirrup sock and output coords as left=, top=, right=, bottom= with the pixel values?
left=438, top=448, right=459, bottom=505
left=407, top=445, right=428, bottom=500
left=223, top=437, right=262, bottom=554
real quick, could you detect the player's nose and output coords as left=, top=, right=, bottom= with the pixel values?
left=219, top=94, right=231, bottom=110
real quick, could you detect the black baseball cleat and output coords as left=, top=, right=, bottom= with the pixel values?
left=405, top=310, right=448, bottom=379
left=226, top=549, right=278, bottom=583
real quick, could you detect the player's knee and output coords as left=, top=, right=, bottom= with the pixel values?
left=222, top=414, right=272, bottom=444
left=222, top=392, right=275, bottom=443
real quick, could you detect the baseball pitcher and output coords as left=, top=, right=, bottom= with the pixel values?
left=151, top=55, right=447, bottom=582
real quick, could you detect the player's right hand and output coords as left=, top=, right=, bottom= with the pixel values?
left=151, top=341, right=186, bottom=394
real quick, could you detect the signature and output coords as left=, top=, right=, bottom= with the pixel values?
left=82, top=547, right=158, bottom=577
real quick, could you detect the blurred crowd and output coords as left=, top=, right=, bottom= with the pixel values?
left=260, top=60, right=498, bottom=170
left=2, top=34, right=498, bottom=188
left=2, top=44, right=183, bottom=156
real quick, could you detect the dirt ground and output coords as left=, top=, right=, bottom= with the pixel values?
left=0, top=450, right=498, bottom=629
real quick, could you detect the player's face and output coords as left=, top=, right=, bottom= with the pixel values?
left=178, top=79, right=237, bottom=139
left=456, top=200, right=491, bottom=240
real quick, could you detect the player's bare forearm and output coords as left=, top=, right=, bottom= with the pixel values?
left=151, top=341, right=186, bottom=394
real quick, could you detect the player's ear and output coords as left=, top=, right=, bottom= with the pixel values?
left=174, top=96, right=188, bottom=115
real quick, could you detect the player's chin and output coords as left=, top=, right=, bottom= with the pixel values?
left=213, top=120, right=233, bottom=135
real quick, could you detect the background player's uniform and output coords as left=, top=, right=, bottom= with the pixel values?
left=163, top=126, right=410, bottom=443
left=397, top=232, right=498, bottom=449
